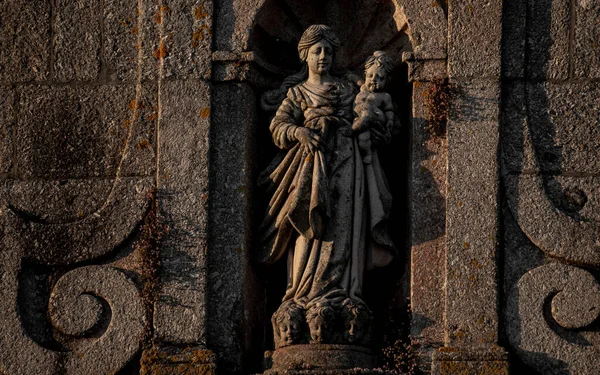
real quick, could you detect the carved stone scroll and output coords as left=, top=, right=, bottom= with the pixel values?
left=0, top=238, right=146, bottom=375
left=507, top=263, right=600, bottom=374
left=505, top=174, right=600, bottom=268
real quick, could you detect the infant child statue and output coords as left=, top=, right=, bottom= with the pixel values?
left=351, top=51, right=394, bottom=164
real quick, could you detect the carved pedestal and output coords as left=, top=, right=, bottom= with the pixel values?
left=265, top=345, right=375, bottom=374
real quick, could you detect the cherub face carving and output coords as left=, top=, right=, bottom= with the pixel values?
left=364, top=65, right=387, bottom=92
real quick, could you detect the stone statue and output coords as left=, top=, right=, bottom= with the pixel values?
left=350, top=51, right=394, bottom=164
left=259, top=24, right=395, bottom=349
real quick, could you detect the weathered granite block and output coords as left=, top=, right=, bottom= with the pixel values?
left=402, top=2, right=447, bottom=60
left=0, top=90, right=14, bottom=175
left=501, top=203, right=545, bottom=300
left=526, top=0, right=570, bottom=80
left=15, top=84, right=156, bottom=179
left=501, top=82, right=536, bottom=174
left=446, top=80, right=501, bottom=347
left=53, top=0, right=102, bottom=81
left=410, top=82, right=446, bottom=364
left=214, top=0, right=266, bottom=52
left=208, top=82, right=263, bottom=373
left=0, top=1, right=50, bottom=83
left=104, top=0, right=212, bottom=81
left=104, top=0, right=143, bottom=81
left=158, top=0, right=213, bottom=79
left=141, top=346, right=217, bottom=375
left=501, top=0, right=526, bottom=78
left=574, top=0, right=600, bottom=78
left=448, top=1, right=501, bottom=78
left=432, top=347, right=509, bottom=375
left=503, top=82, right=600, bottom=174
left=154, top=79, right=211, bottom=345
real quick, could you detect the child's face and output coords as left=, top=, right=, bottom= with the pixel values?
left=365, top=65, right=387, bottom=92
left=309, top=317, right=330, bottom=343
left=344, top=314, right=365, bottom=343
left=278, top=319, right=300, bottom=346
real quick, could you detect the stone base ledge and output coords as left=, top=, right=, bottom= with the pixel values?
left=141, top=345, right=217, bottom=375
left=265, top=344, right=376, bottom=374
left=431, top=346, right=509, bottom=375
left=264, top=370, right=391, bottom=375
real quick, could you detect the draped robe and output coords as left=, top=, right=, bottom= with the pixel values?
left=259, top=78, right=395, bottom=310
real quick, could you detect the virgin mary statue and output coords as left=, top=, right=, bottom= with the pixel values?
left=259, top=24, right=395, bottom=347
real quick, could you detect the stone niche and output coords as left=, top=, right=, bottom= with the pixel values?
left=251, top=1, right=413, bottom=373
left=209, top=0, right=450, bottom=373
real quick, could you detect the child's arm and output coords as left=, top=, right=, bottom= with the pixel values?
left=383, top=94, right=394, bottom=131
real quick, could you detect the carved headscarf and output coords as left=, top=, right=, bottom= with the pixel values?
left=297, top=24, right=341, bottom=62
left=261, top=25, right=343, bottom=111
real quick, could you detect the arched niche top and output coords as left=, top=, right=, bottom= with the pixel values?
left=217, top=0, right=447, bottom=61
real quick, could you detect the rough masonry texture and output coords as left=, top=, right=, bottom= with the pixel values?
left=0, top=0, right=598, bottom=374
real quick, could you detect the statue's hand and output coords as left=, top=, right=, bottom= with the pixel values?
left=295, top=127, right=323, bottom=155
left=371, top=127, right=391, bottom=145
left=341, top=126, right=353, bottom=138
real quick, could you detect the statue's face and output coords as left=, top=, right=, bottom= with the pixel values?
left=278, top=319, right=300, bottom=346
left=365, top=65, right=387, bottom=92
left=309, top=317, right=330, bottom=343
left=306, top=40, right=333, bottom=76
left=344, top=317, right=364, bottom=343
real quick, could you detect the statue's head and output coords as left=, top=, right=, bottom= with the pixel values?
left=364, top=51, right=392, bottom=92
left=298, top=25, right=340, bottom=75
left=341, top=299, right=372, bottom=344
left=306, top=303, right=335, bottom=344
left=271, top=302, right=304, bottom=348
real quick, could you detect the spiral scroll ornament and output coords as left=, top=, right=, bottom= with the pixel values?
left=507, top=263, right=600, bottom=374
left=0, top=241, right=146, bottom=375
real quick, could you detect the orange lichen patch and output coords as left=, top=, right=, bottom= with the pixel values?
left=431, top=1, right=437, bottom=6
left=199, top=107, right=210, bottom=118
left=122, top=119, right=132, bottom=129
left=194, top=5, right=209, bottom=19
left=137, top=139, right=150, bottom=150
left=463, top=242, right=470, bottom=249
left=154, top=5, right=171, bottom=24
left=128, top=99, right=139, bottom=111
left=120, top=18, right=133, bottom=28
left=147, top=112, right=157, bottom=122
left=191, top=25, right=211, bottom=47
left=154, top=42, right=168, bottom=60
left=130, top=26, right=139, bottom=35
left=457, top=200, right=463, bottom=207
left=135, top=42, right=142, bottom=51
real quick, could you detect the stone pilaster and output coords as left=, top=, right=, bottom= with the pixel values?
left=433, top=0, right=509, bottom=373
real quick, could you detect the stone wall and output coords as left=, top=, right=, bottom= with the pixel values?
left=0, top=0, right=598, bottom=374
